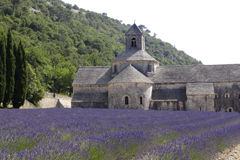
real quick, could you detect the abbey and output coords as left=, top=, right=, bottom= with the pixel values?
left=72, top=23, right=240, bottom=112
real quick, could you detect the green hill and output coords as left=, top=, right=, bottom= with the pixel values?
left=0, top=0, right=202, bottom=95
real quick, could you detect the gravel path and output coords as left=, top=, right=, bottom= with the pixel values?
left=214, top=143, right=240, bottom=160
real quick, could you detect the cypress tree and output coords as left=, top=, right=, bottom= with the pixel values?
left=21, top=43, right=28, bottom=105
left=12, top=42, right=28, bottom=108
left=0, top=34, right=6, bottom=104
left=3, top=29, right=15, bottom=108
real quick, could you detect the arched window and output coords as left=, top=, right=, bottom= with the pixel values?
left=227, top=107, right=234, bottom=112
left=139, top=95, right=144, bottom=105
left=131, top=37, right=136, bottom=48
left=225, top=93, right=229, bottom=99
left=125, top=96, right=129, bottom=105
left=199, top=106, right=202, bottom=111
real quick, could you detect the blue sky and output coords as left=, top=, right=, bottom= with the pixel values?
left=63, top=0, right=240, bottom=65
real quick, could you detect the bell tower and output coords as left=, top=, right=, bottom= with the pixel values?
left=125, top=23, right=145, bottom=50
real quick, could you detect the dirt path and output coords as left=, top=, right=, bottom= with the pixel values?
left=214, top=143, right=240, bottom=160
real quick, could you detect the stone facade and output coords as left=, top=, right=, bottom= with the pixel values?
left=38, top=93, right=72, bottom=108
left=71, top=23, right=240, bottom=112
left=108, top=83, right=152, bottom=110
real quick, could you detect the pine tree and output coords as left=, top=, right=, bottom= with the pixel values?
left=0, top=33, right=6, bottom=105
left=3, top=29, right=15, bottom=108
left=12, top=42, right=28, bottom=108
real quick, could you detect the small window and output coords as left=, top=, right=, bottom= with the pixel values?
left=148, top=64, right=152, bottom=72
left=199, top=106, right=202, bottom=111
left=131, top=37, right=136, bottom=48
left=114, top=65, right=117, bottom=73
left=214, top=93, right=218, bottom=99
left=111, top=95, right=114, bottom=105
left=125, top=96, right=128, bottom=105
left=225, top=93, right=229, bottom=99
left=140, top=97, right=143, bottom=105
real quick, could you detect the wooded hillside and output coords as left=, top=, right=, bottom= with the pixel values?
left=0, top=0, right=202, bottom=96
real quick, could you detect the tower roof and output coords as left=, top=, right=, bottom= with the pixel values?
left=108, top=64, right=153, bottom=84
left=125, top=23, right=142, bottom=35
left=112, top=49, right=158, bottom=62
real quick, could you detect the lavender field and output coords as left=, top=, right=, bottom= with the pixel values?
left=0, top=109, right=240, bottom=160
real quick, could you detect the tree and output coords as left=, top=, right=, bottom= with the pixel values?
left=3, top=29, right=15, bottom=108
left=0, top=32, right=6, bottom=104
left=138, top=25, right=146, bottom=30
left=26, top=63, right=45, bottom=103
left=145, top=29, right=151, bottom=34
left=72, top=4, right=79, bottom=10
left=65, top=3, right=72, bottom=9
left=13, top=42, right=28, bottom=108
left=11, top=0, right=21, bottom=11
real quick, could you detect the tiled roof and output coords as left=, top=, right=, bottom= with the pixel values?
left=72, top=66, right=112, bottom=86
left=108, top=64, right=153, bottom=84
left=186, top=83, right=214, bottom=95
left=112, top=49, right=158, bottom=62
left=125, top=23, right=142, bottom=35
left=149, top=64, right=240, bottom=83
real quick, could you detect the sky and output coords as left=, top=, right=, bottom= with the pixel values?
left=63, top=0, right=240, bottom=65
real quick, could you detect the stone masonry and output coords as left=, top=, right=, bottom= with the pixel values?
left=71, top=23, right=240, bottom=112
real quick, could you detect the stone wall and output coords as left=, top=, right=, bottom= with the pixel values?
left=125, top=34, right=144, bottom=50
left=108, top=83, right=152, bottom=110
left=44, top=92, right=71, bottom=100
left=38, top=98, right=58, bottom=108
left=71, top=102, right=108, bottom=108
left=71, top=85, right=108, bottom=108
left=187, top=95, right=214, bottom=111
left=23, top=100, right=37, bottom=108
left=214, top=82, right=240, bottom=112
left=150, top=100, right=180, bottom=110
left=38, top=92, right=72, bottom=108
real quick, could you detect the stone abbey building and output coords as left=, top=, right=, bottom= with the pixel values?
left=72, top=23, right=240, bottom=112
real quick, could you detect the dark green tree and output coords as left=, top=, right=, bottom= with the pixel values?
left=13, top=42, right=28, bottom=108
left=0, top=32, right=6, bottom=104
left=21, top=42, right=28, bottom=105
left=26, top=63, right=45, bottom=103
left=145, top=29, right=151, bottom=34
left=3, top=29, right=15, bottom=108
left=138, top=25, right=146, bottom=30
left=72, top=4, right=79, bottom=10
left=11, top=0, right=21, bottom=11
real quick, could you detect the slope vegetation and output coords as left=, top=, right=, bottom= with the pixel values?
left=0, top=0, right=202, bottom=95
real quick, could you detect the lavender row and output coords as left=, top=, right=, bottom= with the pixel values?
left=0, top=109, right=239, bottom=160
